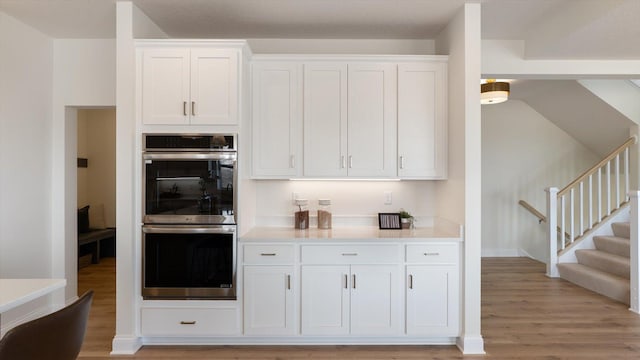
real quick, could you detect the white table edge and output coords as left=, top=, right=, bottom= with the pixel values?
left=0, top=279, right=67, bottom=313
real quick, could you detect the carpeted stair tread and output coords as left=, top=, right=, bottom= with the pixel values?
left=612, top=222, right=630, bottom=239
left=575, top=249, right=629, bottom=279
left=593, top=235, right=630, bottom=257
left=558, top=263, right=629, bottom=305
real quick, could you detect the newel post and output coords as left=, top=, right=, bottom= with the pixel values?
left=546, top=187, right=559, bottom=278
left=629, top=191, right=640, bottom=313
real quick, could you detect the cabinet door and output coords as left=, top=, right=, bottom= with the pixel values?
left=301, top=265, right=350, bottom=335
left=397, top=62, right=447, bottom=179
left=350, top=265, right=401, bottom=335
left=244, top=265, right=295, bottom=335
left=190, top=49, right=239, bottom=125
left=252, top=62, right=301, bottom=178
left=303, top=63, right=348, bottom=177
left=142, top=48, right=190, bottom=125
left=347, top=63, right=397, bottom=177
left=406, top=265, right=459, bottom=336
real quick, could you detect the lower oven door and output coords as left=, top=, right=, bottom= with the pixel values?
left=142, top=225, right=236, bottom=300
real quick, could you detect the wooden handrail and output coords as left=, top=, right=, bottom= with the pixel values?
left=519, top=200, right=546, bottom=224
left=558, top=136, right=637, bottom=197
left=519, top=200, right=571, bottom=241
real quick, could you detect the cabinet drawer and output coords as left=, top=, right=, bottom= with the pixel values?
left=244, top=244, right=295, bottom=264
left=141, top=307, right=239, bottom=336
left=406, top=244, right=458, bottom=264
left=301, top=245, right=400, bottom=264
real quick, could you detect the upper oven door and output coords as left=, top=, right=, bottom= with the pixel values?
left=143, top=152, right=237, bottom=224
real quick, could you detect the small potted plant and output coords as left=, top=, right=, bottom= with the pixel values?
left=399, top=209, right=414, bottom=229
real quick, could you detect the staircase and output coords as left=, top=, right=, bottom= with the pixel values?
left=558, top=222, right=630, bottom=305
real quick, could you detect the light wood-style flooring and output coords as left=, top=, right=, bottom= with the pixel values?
left=77, top=257, right=640, bottom=359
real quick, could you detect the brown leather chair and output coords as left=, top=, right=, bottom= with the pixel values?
left=0, top=290, right=93, bottom=360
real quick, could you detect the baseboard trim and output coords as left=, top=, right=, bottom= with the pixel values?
left=456, top=335, right=485, bottom=354
left=111, top=335, right=142, bottom=355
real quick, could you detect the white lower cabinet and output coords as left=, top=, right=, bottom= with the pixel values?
left=405, top=244, right=460, bottom=336
left=301, top=264, right=401, bottom=336
left=243, top=265, right=295, bottom=335
left=300, top=244, right=401, bottom=336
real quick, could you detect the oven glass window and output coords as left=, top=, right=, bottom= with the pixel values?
left=144, top=232, right=233, bottom=288
left=145, top=159, right=234, bottom=216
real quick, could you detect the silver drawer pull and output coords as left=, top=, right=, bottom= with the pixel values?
left=260, top=253, right=277, bottom=256
left=424, top=252, right=440, bottom=256
left=342, top=253, right=358, bottom=256
left=180, top=321, right=196, bottom=325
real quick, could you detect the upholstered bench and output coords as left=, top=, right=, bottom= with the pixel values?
left=78, top=228, right=116, bottom=264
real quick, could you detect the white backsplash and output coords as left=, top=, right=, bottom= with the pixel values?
left=253, top=180, right=438, bottom=227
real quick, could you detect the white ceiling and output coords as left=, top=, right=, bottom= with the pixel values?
left=0, top=0, right=639, bottom=60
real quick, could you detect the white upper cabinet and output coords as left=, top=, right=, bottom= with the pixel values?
left=303, top=62, right=397, bottom=178
left=303, top=63, right=348, bottom=177
left=252, top=61, right=301, bottom=178
left=347, top=63, right=397, bottom=178
left=142, top=48, right=239, bottom=126
left=397, top=62, right=448, bottom=179
left=251, top=56, right=448, bottom=179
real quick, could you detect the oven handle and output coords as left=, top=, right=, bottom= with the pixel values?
left=142, top=225, right=236, bottom=234
left=144, top=152, right=237, bottom=161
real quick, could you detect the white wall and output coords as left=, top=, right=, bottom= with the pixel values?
left=50, top=38, right=116, bottom=302
left=482, top=100, right=599, bottom=260
left=77, top=109, right=116, bottom=228
left=247, top=39, right=436, bottom=55
left=0, top=11, right=54, bottom=329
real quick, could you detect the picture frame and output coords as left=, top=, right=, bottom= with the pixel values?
left=378, top=213, right=401, bottom=230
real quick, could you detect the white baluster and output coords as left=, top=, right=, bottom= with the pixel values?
left=598, top=168, right=602, bottom=222
left=615, top=154, right=620, bottom=209
left=625, top=148, right=630, bottom=202
left=561, top=195, right=566, bottom=250
left=570, top=188, right=575, bottom=244
left=607, top=161, right=611, bottom=215
left=579, top=182, right=584, bottom=236
left=588, top=174, right=593, bottom=229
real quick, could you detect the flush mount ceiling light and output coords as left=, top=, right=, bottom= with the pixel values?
left=481, top=79, right=510, bottom=105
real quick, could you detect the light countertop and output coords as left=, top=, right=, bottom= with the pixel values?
left=240, top=226, right=462, bottom=242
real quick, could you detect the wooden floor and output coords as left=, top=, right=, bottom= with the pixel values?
left=77, top=257, right=640, bottom=359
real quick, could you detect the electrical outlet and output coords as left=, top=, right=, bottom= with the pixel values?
left=292, top=192, right=299, bottom=204
left=384, top=191, right=392, bottom=205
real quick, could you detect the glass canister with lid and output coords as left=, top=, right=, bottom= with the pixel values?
left=294, top=199, right=309, bottom=229
left=317, top=199, right=332, bottom=229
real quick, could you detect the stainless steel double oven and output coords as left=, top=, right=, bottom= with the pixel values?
left=142, top=134, right=237, bottom=300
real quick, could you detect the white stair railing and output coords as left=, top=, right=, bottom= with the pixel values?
left=546, top=136, right=637, bottom=278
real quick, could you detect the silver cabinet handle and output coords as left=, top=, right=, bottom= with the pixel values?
left=341, top=155, right=346, bottom=169
left=191, top=101, right=196, bottom=116
left=400, top=156, right=405, bottom=169
left=342, top=253, right=358, bottom=256
left=344, top=274, right=348, bottom=289
left=183, top=101, right=187, bottom=116
left=287, top=274, right=291, bottom=290
left=424, top=252, right=440, bottom=256
left=180, top=321, right=196, bottom=325
left=352, top=274, right=356, bottom=289
left=260, top=253, right=276, bottom=256
left=290, top=155, right=295, bottom=169
left=349, top=155, right=353, bottom=168
left=409, top=274, right=413, bottom=289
